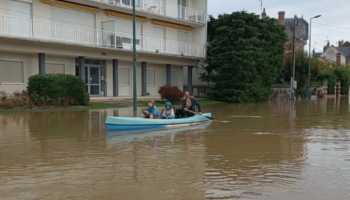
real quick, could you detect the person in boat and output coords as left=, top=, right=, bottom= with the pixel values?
left=142, top=100, right=160, bottom=119
left=182, top=91, right=202, bottom=118
left=161, top=102, right=175, bottom=119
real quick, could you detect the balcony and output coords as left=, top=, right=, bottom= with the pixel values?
left=87, top=0, right=207, bottom=25
left=0, top=15, right=206, bottom=58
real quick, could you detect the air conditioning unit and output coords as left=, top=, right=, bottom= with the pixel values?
left=111, top=35, right=123, bottom=49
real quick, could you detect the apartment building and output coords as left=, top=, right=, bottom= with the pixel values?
left=0, top=0, right=207, bottom=96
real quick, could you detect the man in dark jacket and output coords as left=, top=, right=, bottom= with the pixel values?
left=181, top=91, right=202, bottom=118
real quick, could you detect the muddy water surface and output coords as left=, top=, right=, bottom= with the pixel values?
left=1, top=98, right=350, bottom=199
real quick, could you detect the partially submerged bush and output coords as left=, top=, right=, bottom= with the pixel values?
left=158, top=86, right=184, bottom=104
left=27, top=74, right=89, bottom=106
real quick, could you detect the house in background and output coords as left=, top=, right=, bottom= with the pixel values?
left=276, top=11, right=309, bottom=60
left=313, top=40, right=350, bottom=66
left=0, top=0, right=208, bottom=97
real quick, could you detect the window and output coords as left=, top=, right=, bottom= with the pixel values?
left=113, top=18, right=142, bottom=48
left=171, top=71, right=177, bottom=86
left=9, top=0, right=32, bottom=36
left=0, top=60, right=24, bottom=83
left=114, top=18, right=142, bottom=35
left=178, top=31, right=188, bottom=54
left=51, top=6, right=95, bottom=43
left=46, top=63, right=65, bottom=74
left=154, top=27, right=165, bottom=52
left=118, top=67, right=130, bottom=85
left=178, top=0, right=187, bottom=19
left=147, top=69, right=155, bottom=86
left=51, top=6, right=95, bottom=27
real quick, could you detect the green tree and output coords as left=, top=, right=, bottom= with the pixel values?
left=278, top=50, right=332, bottom=96
left=201, top=11, right=288, bottom=103
left=316, top=65, right=350, bottom=94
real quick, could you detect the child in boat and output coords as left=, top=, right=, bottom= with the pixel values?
left=142, top=100, right=160, bottom=119
left=161, top=102, right=175, bottom=119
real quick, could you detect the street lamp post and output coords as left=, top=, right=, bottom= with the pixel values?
left=307, top=15, right=321, bottom=100
left=291, top=15, right=297, bottom=101
left=132, top=0, right=137, bottom=115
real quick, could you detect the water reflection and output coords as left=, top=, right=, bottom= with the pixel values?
left=0, top=97, right=350, bottom=199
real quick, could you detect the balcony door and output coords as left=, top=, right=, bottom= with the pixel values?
left=154, top=27, right=165, bottom=53
left=178, top=31, right=188, bottom=55
left=8, top=0, right=32, bottom=37
left=178, top=0, right=187, bottom=19
left=114, top=18, right=142, bottom=50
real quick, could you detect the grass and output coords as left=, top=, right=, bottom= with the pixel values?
left=0, top=102, right=124, bottom=114
left=137, top=98, right=224, bottom=107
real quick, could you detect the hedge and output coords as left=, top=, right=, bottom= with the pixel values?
left=27, top=74, right=89, bottom=105
left=328, top=82, right=335, bottom=94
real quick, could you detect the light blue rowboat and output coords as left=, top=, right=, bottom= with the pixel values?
left=106, top=122, right=211, bottom=147
left=105, top=113, right=212, bottom=131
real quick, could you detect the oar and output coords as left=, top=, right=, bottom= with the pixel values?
left=187, top=110, right=214, bottom=120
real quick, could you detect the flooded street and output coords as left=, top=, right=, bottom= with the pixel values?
left=1, top=97, right=350, bottom=200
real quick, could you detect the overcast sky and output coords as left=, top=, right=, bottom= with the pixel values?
left=208, top=0, right=350, bottom=53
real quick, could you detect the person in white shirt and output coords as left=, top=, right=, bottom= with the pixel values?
left=161, top=102, right=175, bottom=119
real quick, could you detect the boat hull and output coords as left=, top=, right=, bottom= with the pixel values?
left=105, top=113, right=211, bottom=131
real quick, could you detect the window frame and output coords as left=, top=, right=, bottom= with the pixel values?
left=118, top=66, right=131, bottom=86
left=0, top=58, right=25, bottom=84
left=171, top=70, right=178, bottom=86
left=45, top=61, right=65, bottom=74
left=147, top=68, right=156, bottom=86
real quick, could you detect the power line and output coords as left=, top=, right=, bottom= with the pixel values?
left=312, top=26, right=350, bottom=35
left=313, top=22, right=350, bottom=30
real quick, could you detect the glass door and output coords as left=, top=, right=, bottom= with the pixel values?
left=85, top=65, right=101, bottom=96
left=178, top=0, right=187, bottom=19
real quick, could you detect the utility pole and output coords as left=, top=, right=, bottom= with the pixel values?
left=132, top=0, right=137, bottom=115
left=307, top=15, right=322, bottom=100
left=291, top=15, right=297, bottom=101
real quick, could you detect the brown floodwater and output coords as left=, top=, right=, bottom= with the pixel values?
left=1, top=97, right=350, bottom=200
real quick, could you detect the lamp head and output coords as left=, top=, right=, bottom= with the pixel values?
left=313, top=15, right=321, bottom=19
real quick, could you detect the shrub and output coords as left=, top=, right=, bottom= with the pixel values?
left=27, top=74, right=89, bottom=106
left=0, top=91, right=29, bottom=108
left=158, top=86, right=184, bottom=104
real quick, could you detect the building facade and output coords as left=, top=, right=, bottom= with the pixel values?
left=0, top=0, right=207, bottom=96
left=314, top=40, right=350, bottom=66
left=276, top=11, right=309, bottom=60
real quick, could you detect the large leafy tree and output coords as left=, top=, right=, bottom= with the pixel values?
left=201, top=11, right=287, bottom=103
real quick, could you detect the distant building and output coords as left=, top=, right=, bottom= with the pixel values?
left=261, top=9, right=309, bottom=60
left=313, top=40, right=350, bottom=66
left=277, top=11, right=309, bottom=60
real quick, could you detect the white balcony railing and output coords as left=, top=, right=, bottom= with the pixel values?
left=91, top=0, right=207, bottom=24
left=0, top=15, right=206, bottom=58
